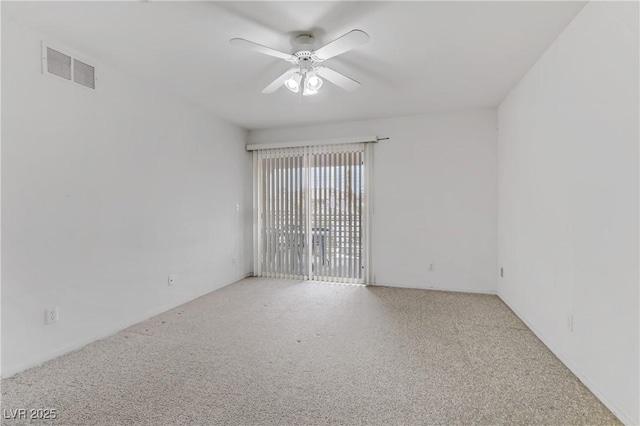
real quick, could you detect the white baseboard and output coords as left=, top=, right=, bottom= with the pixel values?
left=373, top=281, right=497, bottom=295
left=2, top=274, right=247, bottom=379
left=499, top=294, right=636, bottom=426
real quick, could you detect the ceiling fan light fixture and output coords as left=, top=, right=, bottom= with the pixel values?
left=284, top=72, right=302, bottom=93
left=284, top=78, right=298, bottom=92
left=307, top=74, right=322, bottom=90
left=303, top=72, right=323, bottom=96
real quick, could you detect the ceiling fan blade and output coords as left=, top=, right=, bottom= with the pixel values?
left=230, top=38, right=295, bottom=61
left=262, top=67, right=297, bottom=94
left=313, top=30, right=369, bottom=61
left=315, top=66, right=361, bottom=91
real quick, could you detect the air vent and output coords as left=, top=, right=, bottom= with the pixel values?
left=42, top=42, right=96, bottom=90
left=46, top=47, right=72, bottom=80
left=73, top=59, right=95, bottom=89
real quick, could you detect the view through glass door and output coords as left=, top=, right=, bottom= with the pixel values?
left=308, top=148, right=364, bottom=283
left=255, top=143, right=369, bottom=284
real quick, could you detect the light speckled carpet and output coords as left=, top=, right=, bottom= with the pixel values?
left=2, top=278, right=620, bottom=425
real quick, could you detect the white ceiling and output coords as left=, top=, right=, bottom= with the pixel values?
left=4, top=1, right=585, bottom=130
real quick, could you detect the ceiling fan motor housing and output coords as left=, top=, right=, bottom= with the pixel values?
left=294, top=51, right=320, bottom=71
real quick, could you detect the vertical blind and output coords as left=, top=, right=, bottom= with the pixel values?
left=254, top=143, right=370, bottom=284
left=260, top=147, right=307, bottom=279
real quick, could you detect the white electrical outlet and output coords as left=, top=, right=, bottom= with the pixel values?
left=45, top=307, right=58, bottom=325
left=168, top=274, right=176, bottom=287
left=428, top=263, right=435, bottom=272
left=232, top=256, right=237, bottom=265
left=235, top=204, right=240, bottom=213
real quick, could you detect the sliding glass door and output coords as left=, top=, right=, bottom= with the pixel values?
left=309, top=148, right=364, bottom=282
left=254, top=143, right=371, bottom=284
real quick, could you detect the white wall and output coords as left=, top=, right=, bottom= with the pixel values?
left=497, top=2, right=639, bottom=424
left=1, top=18, right=252, bottom=377
left=250, top=110, right=498, bottom=293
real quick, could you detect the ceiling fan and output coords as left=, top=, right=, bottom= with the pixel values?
left=230, top=30, right=369, bottom=96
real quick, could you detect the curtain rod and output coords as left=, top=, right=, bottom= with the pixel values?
left=246, top=135, right=387, bottom=151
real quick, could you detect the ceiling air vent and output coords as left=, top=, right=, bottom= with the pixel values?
left=42, top=42, right=96, bottom=90
left=73, top=59, right=95, bottom=89
left=46, top=47, right=72, bottom=80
